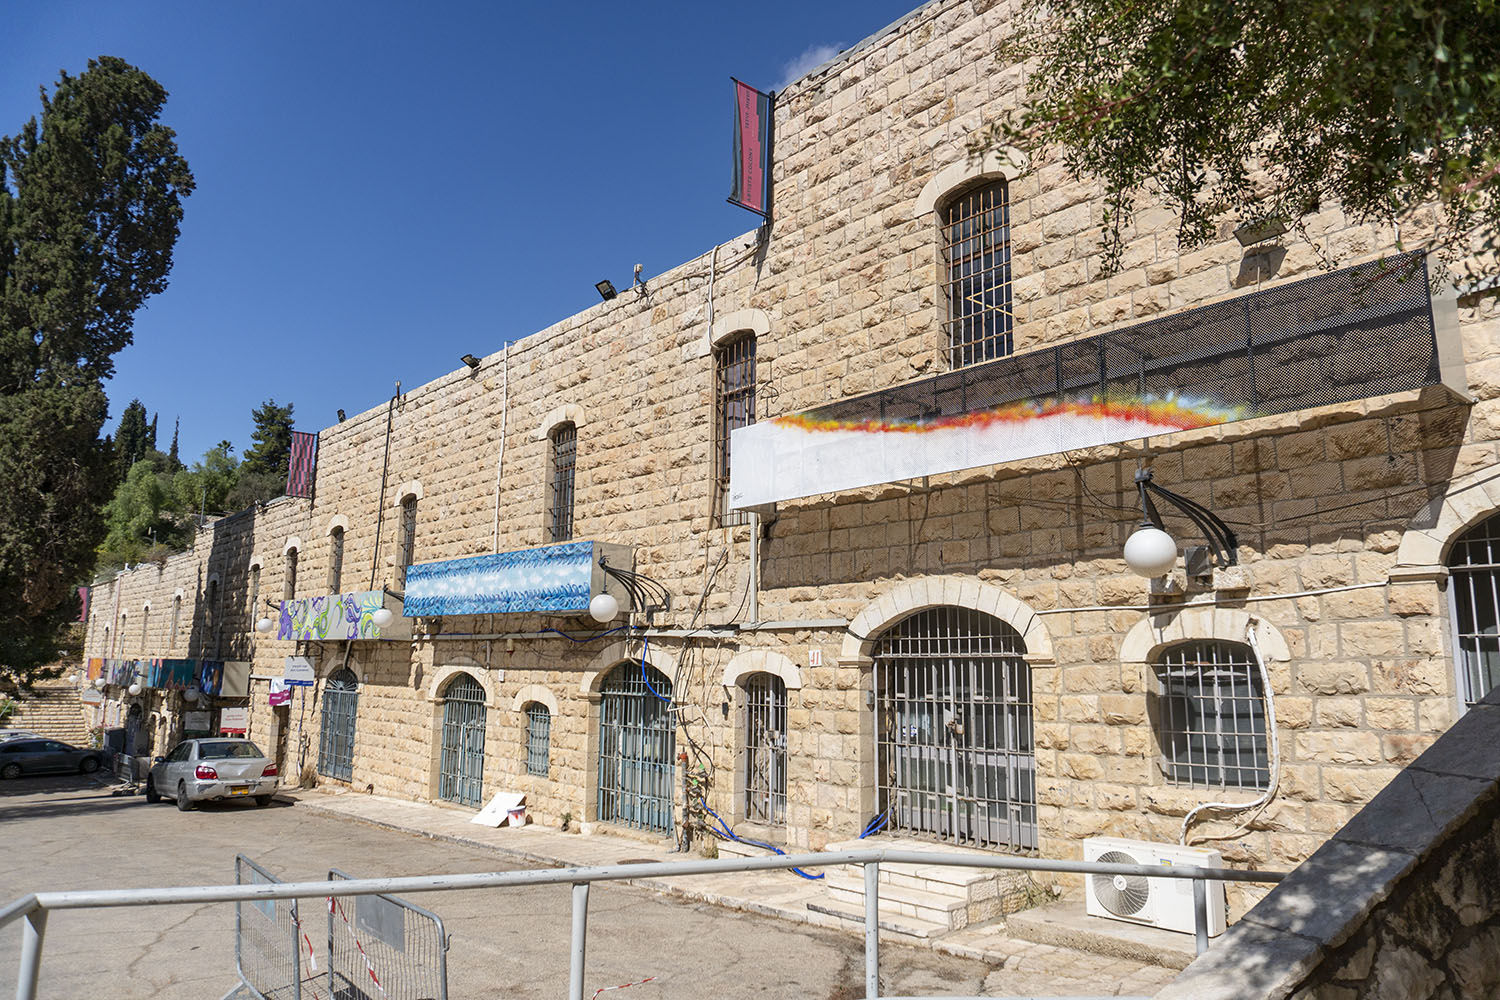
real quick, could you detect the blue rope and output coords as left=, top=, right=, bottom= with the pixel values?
left=699, top=800, right=823, bottom=880
left=858, top=809, right=889, bottom=839
left=639, top=636, right=670, bottom=704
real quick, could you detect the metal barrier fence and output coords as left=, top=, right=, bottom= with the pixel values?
left=1, top=846, right=1286, bottom=1000
left=327, top=868, right=448, bottom=1000
left=234, top=855, right=303, bottom=1000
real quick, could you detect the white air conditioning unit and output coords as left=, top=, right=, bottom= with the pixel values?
left=1083, top=836, right=1227, bottom=937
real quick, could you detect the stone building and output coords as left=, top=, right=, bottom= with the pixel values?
left=83, top=0, right=1498, bottom=926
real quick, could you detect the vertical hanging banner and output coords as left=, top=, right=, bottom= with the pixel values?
left=286, top=430, right=319, bottom=499
left=729, top=79, right=773, bottom=219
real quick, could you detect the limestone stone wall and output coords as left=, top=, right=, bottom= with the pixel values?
left=78, top=0, right=1500, bottom=914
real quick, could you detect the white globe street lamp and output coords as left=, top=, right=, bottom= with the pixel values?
left=371, top=607, right=395, bottom=628
left=93, top=677, right=106, bottom=691
left=127, top=682, right=143, bottom=697
left=255, top=617, right=275, bottom=634
left=589, top=592, right=620, bottom=624
left=1124, top=525, right=1178, bottom=579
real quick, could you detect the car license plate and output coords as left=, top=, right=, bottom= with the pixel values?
left=229, top=787, right=249, bottom=796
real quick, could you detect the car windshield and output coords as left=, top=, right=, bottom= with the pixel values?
left=197, top=741, right=265, bottom=760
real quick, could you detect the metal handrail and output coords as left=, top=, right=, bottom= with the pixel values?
left=3, top=847, right=1286, bottom=1000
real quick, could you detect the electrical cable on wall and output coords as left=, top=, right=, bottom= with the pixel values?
left=1179, top=617, right=1282, bottom=845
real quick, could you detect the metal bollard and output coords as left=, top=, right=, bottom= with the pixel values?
left=1193, top=878, right=1208, bottom=956
left=569, top=882, right=591, bottom=1000
left=15, top=908, right=46, bottom=1000
left=865, top=862, right=880, bottom=999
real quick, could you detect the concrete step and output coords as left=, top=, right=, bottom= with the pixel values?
left=1004, top=899, right=1198, bottom=970
left=826, top=873, right=969, bottom=928
left=804, top=899, right=950, bottom=942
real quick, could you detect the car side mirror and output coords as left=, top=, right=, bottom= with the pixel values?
left=153, top=756, right=165, bottom=763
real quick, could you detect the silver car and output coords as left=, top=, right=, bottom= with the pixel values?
left=145, top=738, right=280, bottom=810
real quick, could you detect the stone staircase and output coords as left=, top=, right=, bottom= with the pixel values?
left=717, top=835, right=1034, bottom=942
left=8, top=681, right=89, bottom=744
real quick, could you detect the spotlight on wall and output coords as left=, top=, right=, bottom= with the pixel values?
left=255, top=616, right=275, bottom=634
left=337, top=409, right=346, bottom=422
left=595, top=279, right=617, bottom=301
left=460, top=354, right=480, bottom=370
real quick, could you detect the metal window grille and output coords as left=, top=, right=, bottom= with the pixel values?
left=284, top=550, right=298, bottom=601
left=438, top=674, right=486, bottom=807
left=399, top=497, right=417, bottom=588
left=246, top=568, right=258, bottom=639
left=205, top=581, right=219, bottom=655
left=317, top=668, right=358, bottom=782
left=141, top=608, right=149, bottom=651
left=942, top=181, right=1012, bottom=369
left=743, top=673, right=787, bottom=825
left=873, top=607, right=1036, bottom=850
left=714, top=335, right=756, bottom=526
left=549, top=423, right=577, bottom=543
left=327, top=527, right=344, bottom=593
left=170, top=596, right=182, bottom=650
left=1156, top=641, right=1270, bottom=790
left=597, top=665, right=676, bottom=833
left=1448, top=512, right=1500, bottom=708
left=526, top=704, right=551, bottom=776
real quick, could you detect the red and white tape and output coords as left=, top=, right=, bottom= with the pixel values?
left=590, top=975, right=658, bottom=999
left=328, top=896, right=388, bottom=998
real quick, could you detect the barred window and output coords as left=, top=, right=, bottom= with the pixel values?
left=548, top=423, right=577, bottom=543
left=398, top=496, right=417, bottom=587
left=526, top=703, right=551, bottom=777
left=141, top=607, right=150, bottom=651
left=170, top=595, right=182, bottom=649
left=1448, top=512, right=1500, bottom=708
left=714, top=334, right=756, bottom=526
left=246, top=566, right=259, bottom=635
left=327, top=527, right=344, bottom=593
left=1155, top=641, right=1269, bottom=790
left=941, top=181, right=1012, bottom=369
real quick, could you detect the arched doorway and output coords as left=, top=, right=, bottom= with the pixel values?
left=317, top=668, right=358, bottom=781
left=597, top=663, right=675, bottom=833
left=872, top=607, right=1035, bottom=850
left=742, top=672, right=787, bottom=825
left=438, top=673, right=487, bottom=807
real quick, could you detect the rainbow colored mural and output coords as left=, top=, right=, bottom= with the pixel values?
left=277, top=590, right=403, bottom=641
left=728, top=392, right=1247, bottom=510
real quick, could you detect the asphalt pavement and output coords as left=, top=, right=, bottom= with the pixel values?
left=0, top=774, right=1041, bottom=1000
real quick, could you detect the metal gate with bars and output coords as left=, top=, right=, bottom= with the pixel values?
left=597, top=664, right=675, bottom=833
left=1449, top=511, right=1500, bottom=708
left=438, top=675, right=486, bottom=807
left=873, top=607, right=1036, bottom=850
left=743, top=673, right=786, bottom=825
left=317, top=668, right=358, bottom=782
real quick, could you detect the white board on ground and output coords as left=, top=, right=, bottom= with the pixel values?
left=472, top=791, right=527, bottom=828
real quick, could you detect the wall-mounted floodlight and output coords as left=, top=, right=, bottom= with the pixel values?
left=460, top=354, right=480, bottom=370
left=337, top=409, right=346, bottom=422
left=595, top=279, right=617, bottom=301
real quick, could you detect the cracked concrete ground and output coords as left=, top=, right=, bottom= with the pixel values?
left=0, top=776, right=1173, bottom=998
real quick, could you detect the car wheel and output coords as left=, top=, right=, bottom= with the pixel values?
left=255, top=794, right=274, bottom=808
left=0, top=763, right=19, bottom=780
left=145, top=778, right=161, bottom=804
left=176, top=782, right=194, bottom=812
left=79, top=756, right=100, bottom=774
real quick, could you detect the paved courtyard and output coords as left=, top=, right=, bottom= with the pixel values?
left=0, top=775, right=1175, bottom=998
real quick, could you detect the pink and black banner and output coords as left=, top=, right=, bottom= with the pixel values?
left=729, top=79, right=773, bottom=219
left=286, top=430, right=318, bottom=499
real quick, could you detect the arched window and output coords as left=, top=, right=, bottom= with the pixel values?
left=283, top=549, right=298, bottom=600
left=1154, top=641, right=1269, bottom=790
left=873, top=607, right=1034, bottom=849
left=548, top=423, right=577, bottom=543
left=526, top=703, right=551, bottom=776
left=1448, top=512, right=1500, bottom=708
left=327, top=526, right=345, bottom=593
left=438, top=673, right=486, bottom=806
left=714, top=333, right=756, bottom=526
left=140, top=606, right=150, bottom=651
left=941, top=180, right=1012, bottom=368
left=205, top=580, right=221, bottom=657
left=318, top=668, right=358, bottom=781
left=398, top=496, right=417, bottom=587
left=743, top=673, right=786, bottom=825
left=247, top=566, right=260, bottom=633
left=170, top=595, right=182, bottom=650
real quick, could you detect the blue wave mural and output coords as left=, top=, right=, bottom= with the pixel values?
left=404, top=540, right=597, bottom=617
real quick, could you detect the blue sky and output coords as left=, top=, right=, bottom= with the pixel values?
left=3, top=1, right=921, bottom=463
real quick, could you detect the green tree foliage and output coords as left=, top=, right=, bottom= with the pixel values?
left=231, top=398, right=294, bottom=507
left=990, top=0, right=1500, bottom=272
left=0, top=58, right=192, bottom=682
left=112, top=398, right=153, bottom=483
left=96, top=454, right=184, bottom=570
left=166, top=416, right=181, bottom=472
left=171, top=440, right=238, bottom=520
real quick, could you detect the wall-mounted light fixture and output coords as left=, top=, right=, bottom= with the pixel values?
left=371, top=607, right=395, bottom=628
left=588, top=592, right=619, bottom=624
left=1123, top=468, right=1238, bottom=579
left=595, top=279, right=617, bottom=301
left=255, top=617, right=275, bottom=634
left=127, top=682, right=143, bottom=697
left=460, top=354, right=480, bottom=370
left=94, top=677, right=106, bottom=691
left=337, top=409, right=346, bottom=422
